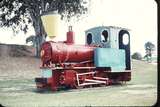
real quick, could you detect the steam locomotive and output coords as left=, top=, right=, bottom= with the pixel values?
left=35, top=15, right=131, bottom=91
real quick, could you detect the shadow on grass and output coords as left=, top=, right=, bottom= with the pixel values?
left=32, top=86, right=71, bottom=94
left=32, top=82, right=130, bottom=95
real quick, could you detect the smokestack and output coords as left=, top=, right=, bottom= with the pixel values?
left=41, top=12, right=60, bottom=39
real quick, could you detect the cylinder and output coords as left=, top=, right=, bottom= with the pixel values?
left=41, top=42, right=96, bottom=64
left=41, top=13, right=60, bottom=38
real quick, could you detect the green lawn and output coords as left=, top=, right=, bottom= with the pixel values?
left=0, top=60, right=157, bottom=106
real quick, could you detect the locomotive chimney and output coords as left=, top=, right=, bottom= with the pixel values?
left=41, top=12, right=60, bottom=39
left=66, top=26, right=75, bottom=44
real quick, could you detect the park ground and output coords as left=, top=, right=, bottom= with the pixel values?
left=0, top=44, right=157, bottom=106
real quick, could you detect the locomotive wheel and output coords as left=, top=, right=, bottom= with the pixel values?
left=73, top=83, right=84, bottom=89
left=75, top=85, right=84, bottom=89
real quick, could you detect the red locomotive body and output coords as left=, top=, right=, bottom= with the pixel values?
left=35, top=26, right=131, bottom=91
left=41, top=42, right=95, bottom=65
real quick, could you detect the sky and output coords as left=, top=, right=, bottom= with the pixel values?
left=0, top=0, right=157, bottom=56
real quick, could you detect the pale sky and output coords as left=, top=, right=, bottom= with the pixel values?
left=0, top=0, right=157, bottom=56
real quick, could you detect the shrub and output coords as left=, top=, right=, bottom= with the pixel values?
left=132, top=52, right=142, bottom=60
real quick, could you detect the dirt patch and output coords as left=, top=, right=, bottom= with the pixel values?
left=121, top=89, right=156, bottom=95
left=0, top=57, right=41, bottom=79
left=0, top=44, right=41, bottom=79
left=0, top=43, right=35, bottom=57
left=126, top=84, right=156, bottom=89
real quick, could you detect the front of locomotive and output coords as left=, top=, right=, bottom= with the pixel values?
left=40, top=12, right=61, bottom=65
left=40, top=42, right=52, bottom=66
left=35, top=13, right=96, bottom=91
left=35, top=13, right=61, bottom=90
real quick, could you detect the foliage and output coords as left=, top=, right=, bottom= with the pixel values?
left=144, top=42, right=155, bottom=52
left=132, top=52, right=142, bottom=60
left=0, top=0, right=88, bottom=57
left=144, top=41, right=155, bottom=62
left=0, top=0, right=88, bottom=33
left=26, top=35, right=37, bottom=46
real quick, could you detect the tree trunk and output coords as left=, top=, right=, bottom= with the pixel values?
left=33, top=16, right=46, bottom=57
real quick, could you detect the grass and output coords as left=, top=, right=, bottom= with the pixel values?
left=0, top=60, right=157, bottom=106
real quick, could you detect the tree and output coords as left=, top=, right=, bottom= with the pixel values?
left=0, top=0, right=88, bottom=57
left=132, top=52, right=142, bottom=60
left=144, top=41, right=155, bottom=62
left=26, top=35, right=37, bottom=47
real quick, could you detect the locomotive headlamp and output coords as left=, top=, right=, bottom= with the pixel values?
left=40, top=50, right=45, bottom=57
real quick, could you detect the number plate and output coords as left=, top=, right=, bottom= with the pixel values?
left=41, top=69, right=52, bottom=78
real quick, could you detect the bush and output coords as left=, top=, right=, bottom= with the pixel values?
left=132, top=52, right=142, bottom=60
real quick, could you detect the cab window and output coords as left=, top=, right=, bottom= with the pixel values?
left=87, top=33, right=92, bottom=45
left=101, top=30, right=108, bottom=42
